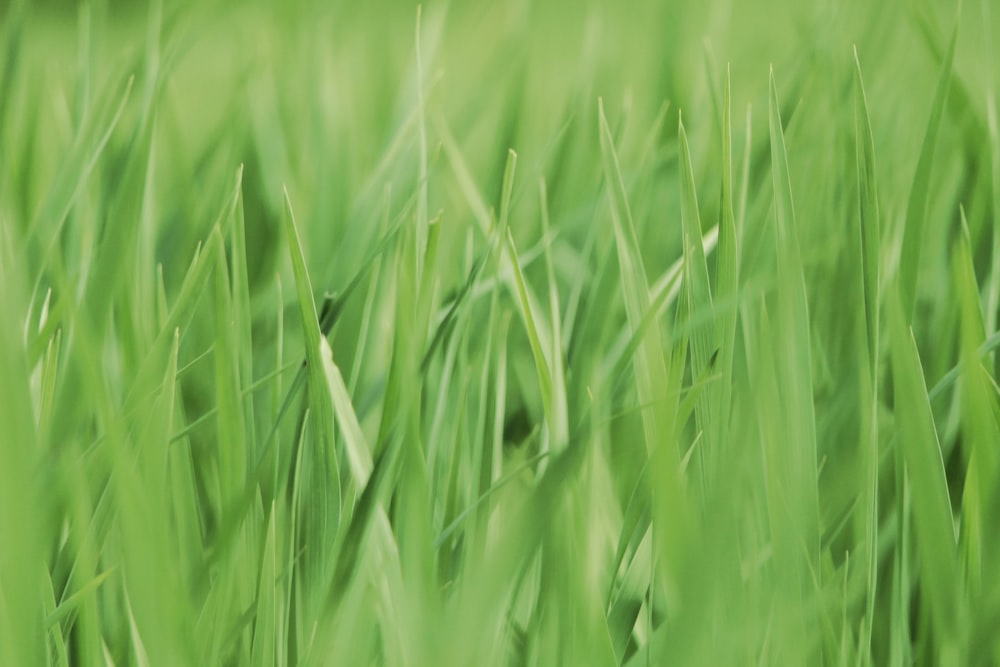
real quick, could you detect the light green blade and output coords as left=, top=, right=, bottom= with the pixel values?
left=888, top=284, right=963, bottom=659
left=897, top=24, right=958, bottom=319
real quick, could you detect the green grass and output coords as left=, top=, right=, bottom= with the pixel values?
left=3, top=0, right=1000, bottom=664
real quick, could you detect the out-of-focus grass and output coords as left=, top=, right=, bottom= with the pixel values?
left=2, top=0, right=1000, bottom=664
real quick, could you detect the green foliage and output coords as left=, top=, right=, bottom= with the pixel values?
left=2, top=0, right=999, bottom=664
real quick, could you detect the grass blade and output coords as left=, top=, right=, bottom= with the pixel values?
left=282, top=188, right=341, bottom=614
left=320, top=336, right=372, bottom=487
left=853, top=46, right=881, bottom=658
left=598, top=97, right=687, bottom=603
left=888, top=285, right=963, bottom=659
left=712, top=66, right=740, bottom=472
left=953, top=210, right=1000, bottom=625
left=677, top=111, right=715, bottom=481
left=898, top=24, right=958, bottom=319
left=768, top=66, right=820, bottom=555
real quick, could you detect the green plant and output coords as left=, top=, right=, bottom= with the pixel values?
left=2, top=0, right=999, bottom=664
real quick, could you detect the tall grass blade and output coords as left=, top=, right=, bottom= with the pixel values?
left=598, top=97, right=687, bottom=603
left=853, top=46, right=881, bottom=659
left=898, top=24, right=957, bottom=319
left=678, top=112, right=715, bottom=481
left=888, top=286, right=963, bottom=659
left=281, top=188, right=341, bottom=618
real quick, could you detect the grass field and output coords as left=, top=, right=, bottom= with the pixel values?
left=2, top=0, right=999, bottom=664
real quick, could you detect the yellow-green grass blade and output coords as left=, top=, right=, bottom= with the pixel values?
left=0, top=231, right=45, bottom=667
left=539, top=177, right=570, bottom=451
left=600, top=226, right=720, bottom=395
left=898, top=24, right=957, bottom=319
left=713, top=66, right=740, bottom=472
left=598, top=98, right=672, bottom=454
left=986, top=94, right=1000, bottom=341
left=115, top=342, right=191, bottom=664
left=677, top=112, right=715, bottom=482
left=853, top=49, right=881, bottom=379
left=505, top=228, right=560, bottom=437
left=737, top=102, right=753, bottom=236
left=507, top=206, right=568, bottom=462
left=853, top=46, right=881, bottom=657
left=320, top=336, right=372, bottom=488
left=42, top=569, right=69, bottom=667
left=953, top=210, right=1000, bottom=612
left=45, top=566, right=116, bottom=630
left=230, top=166, right=258, bottom=454
left=36, top=327, right=62, bottom=449
left=598, top=97, right=688, bottom=604
left=282, top=188, right=341, bottom=612
left=348, top=188, right=391, bottom=393
left=888, top=285, right=963, bottom=658
left=138, top=328, right=180, bottom=508
left=250, top=504, right=278, bottom=667
left=768, top=67, right=820, bottom=562
left=124, top=226, right=225, bottom=421
left=213, top=229, right=248, bottom=503
left=503, top=160, right=567, bottom=459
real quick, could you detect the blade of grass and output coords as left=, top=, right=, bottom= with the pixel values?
left=768, top=65, right=820, bottom=556
left=712, top=66, right=740, bottom=477
left=598, top=97, right=687, bottom=604
left=415, top=5, right=430, bottom=287
left=0, top=233, right=45, bottom=667
left=953, top=209, right=1000, bottom=605
left=230, top=166, right=258, bottom=455
left=213, top=229, right=248, bottom=503
left=853, top=46, right=881, bottom=660
left=898, top=23, right=958, bottom=319
left=503, top=152, right=565, bottom=459
left=42, top=569, right=69, bottom=667
left=250, top=505, right=278, bottom=667
left=45, top=567, right=117, bottom=630
left=887, top=285, right=963, bottom=659
left=987, top=93, right=1000, bottom=347
left=282, top=187, right=341, bottom=616
left=320, top=336, right=372, bottom=487
left=539, top=177, right=570, bottom=453
left=677, top=111, right=715, bottom=483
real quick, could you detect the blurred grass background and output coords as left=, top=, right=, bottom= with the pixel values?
left=2, top=0, right=1000, bottom=664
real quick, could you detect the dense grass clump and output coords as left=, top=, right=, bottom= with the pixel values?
left=2, top=0, right=1000, bottom=664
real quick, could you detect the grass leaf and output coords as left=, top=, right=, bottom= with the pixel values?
left=898, top=24, right=958, bottom=319
left=598, top=97, right=688, bottom=602
left=888, top=285, right=963, bottom=657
